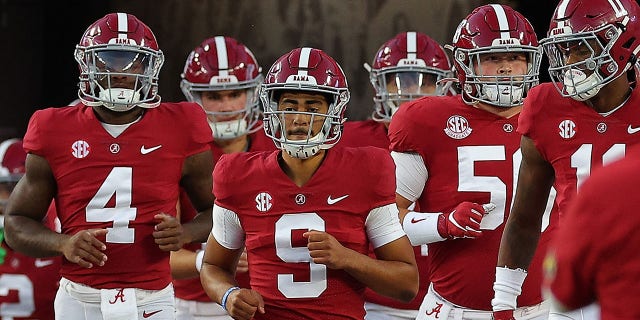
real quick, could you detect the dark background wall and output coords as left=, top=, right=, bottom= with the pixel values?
left=0, top=0, right=556, bottom=140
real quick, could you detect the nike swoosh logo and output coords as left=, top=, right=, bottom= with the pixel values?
left=143, top=310, right=162, bottom=318
left=327, top=195, right=349, bottom=205
left=628, top=125, right=640, bottom=134
left=140, top=145, right=162, bottom=154
left=411, top=217, right=427, bottom=224
left=34, top=258, right=55, bottom=268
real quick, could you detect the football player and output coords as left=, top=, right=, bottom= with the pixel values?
left=544, top=146, right=640, bottom=320
left=0, top=138, right=61, bottom=320
left=493, top=0, right=640, bottom=319
left=200, top=47, right=418, bottom=320
left=388, top=4, right=552, bottom=320
left=339, top=31, right=453, bottom=320
left=172, top=36, right=275, bottom=320
left=3, top=13, right=214, bottom=320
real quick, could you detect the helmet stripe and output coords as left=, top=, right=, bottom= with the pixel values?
left=298, top=47, right=312, bottom=76
left=490, top=4, right=511, bottom=40
left=406, top=32, right=417, bottom=60
left=214, top=36, right=230, bottom=76
left=116, top=13, right=129, bottom=41
left=556, top=0, right=571, bottom=29
left=607, top=0, right=628, bottom=17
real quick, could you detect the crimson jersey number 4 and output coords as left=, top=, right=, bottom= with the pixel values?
left=86, top=167, right=137, bottom=243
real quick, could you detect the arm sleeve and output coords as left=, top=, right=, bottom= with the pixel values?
left=365, top=203, right=406, bottom=248
left=390, top=151, right=428, bottom=202
left=211, top=204, right=244, bottom=250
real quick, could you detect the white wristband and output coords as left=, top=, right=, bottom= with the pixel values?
left=492, top=266, right=527, bottom=311
left=402, top=211, right=446, bottom=245
left=195, top=250, right=205, bottom=273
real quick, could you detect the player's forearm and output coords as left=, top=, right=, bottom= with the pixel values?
left=4, top=215, right=68, bottom=257
left=170, top=248, right=200, bottom=279
left=343, top=251, right=418, bottom=302
left=182, top=207, right=213, bottom=244
left=200, top=263, right=239, bottom=303
left=497, top=217, right=541, bottom=269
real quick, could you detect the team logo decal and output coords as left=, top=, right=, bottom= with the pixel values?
left=255, top=192, right=273, bottom=212
left=109, top=143, right=120, bottom=154
left=295, top=194, right=306, bottom=205
left=558, top=119, right=576, bottom=139
left=596, top=122, right=607, bottom=134
left=444, top=115, right=472, bottom=139
left=503, top=123, right=514, bottom=133
left=71, top=140, right=90, bottom=158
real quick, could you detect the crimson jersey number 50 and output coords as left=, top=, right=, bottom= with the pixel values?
left=458, top=146, right=554, bottom=232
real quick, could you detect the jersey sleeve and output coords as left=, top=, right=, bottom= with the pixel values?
left=365, top=203, right=406, bottom=248
left=211, top=204, right=244, bottom=249
left=180, top=102, right=214, bottom=156
left=367, top=147, right=398, bottom=209
left=517, top=85, right=542, bottom=139
left=23, top=109, right=49, bottom=156
left=390, top=151, right=427, bottom=202
left=388, top=100, right=427, bottom=153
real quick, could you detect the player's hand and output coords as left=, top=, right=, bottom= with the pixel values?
left=492, top=310, right=515, bottom=320
left=153, top=213, right=185, bottom=251
left=437, top=202, right=495, bottom=239
left=61, top=229, right=108, bottom=268
left=226, top=288, right=265, bottom=320
left=236, top=248, right=249, bottom=274
left=303, top=230, right=351, bottom=269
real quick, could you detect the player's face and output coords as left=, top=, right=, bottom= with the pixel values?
left=277, top=92, right=329, bottom=141
left=555, top=38, right=602, bottom=68
left=475, top=52, right=528, bottom=80
left=94, top=50, right=149, bottom=90
left=385, top=72, right=438, bottom=96
left=200, top=89, right=248, bottom=122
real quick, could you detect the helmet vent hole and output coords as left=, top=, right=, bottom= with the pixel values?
left=622, top=37, right=636, bottom=49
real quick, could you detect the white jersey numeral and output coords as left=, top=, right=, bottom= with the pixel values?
left=86, top=167, right=137, bottom=243
left=275, top=213, right=326, bottom=298
left=571, top=144, right=625, bottom=189
left=0, top=274, right=35, bottom=317
left=458, top=146, right=555, bottom=232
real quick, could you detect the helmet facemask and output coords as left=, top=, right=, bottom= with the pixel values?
left=76, top=46, right=164, bottom=112
left=262, top=88, right=348, bottom=159
left=181, top=80, right=263, bottom=140
left=370, top=67, right=450, bottom=121
left=542, top=26, right=620, bottom=101
left=455, top=45, right=541, bottom=107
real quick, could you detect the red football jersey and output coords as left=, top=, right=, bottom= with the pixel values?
left=23, top=102, right=212, bottom=290
left=548, top=146, right=640, bottom=320
left=0, top=210, right=61, bottom=319
left=213, top=147, right=397, bottom=320
left=174, top=128, right=276, bottom=302
left=389, top=95, right=557, bottom=310
left=519, top=83, right=640, bottom=219
left=339, top=120, right=390, bottom=149
left=339, top=119, right=428, bottom=310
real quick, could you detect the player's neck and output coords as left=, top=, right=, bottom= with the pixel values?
left=585, top=76, right=632, bottom=114
left=278, top=150, right=327, bottom=187
left=216, top=136, right=249, bottom=154
left=92, top=106, right=145, bottom=125
left=473, top=102, right=521, bottom=119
